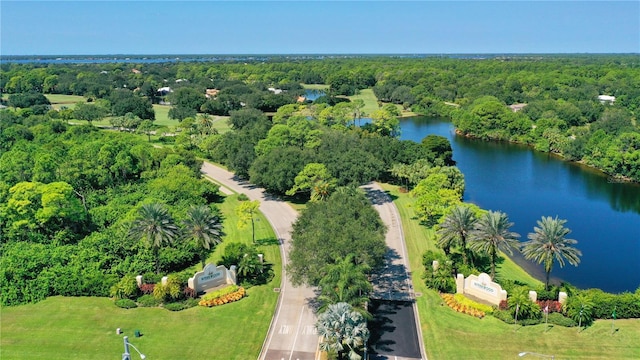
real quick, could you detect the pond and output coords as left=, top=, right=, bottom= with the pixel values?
left=399, top=117, right=640, bottom=293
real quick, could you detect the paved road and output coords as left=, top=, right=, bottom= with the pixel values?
left=201, top=162, right=319, bottom=360
left=361, top=183, right=427, bottom=360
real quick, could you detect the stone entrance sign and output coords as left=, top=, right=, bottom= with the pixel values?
left=188, top=263, right=237, bottom=293
left=456, top=272, right=507, bottom=306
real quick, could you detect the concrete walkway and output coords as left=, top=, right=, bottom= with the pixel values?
left=200, top=162, right=319, bottom=360
left=361, top=182, right=427, bottom=360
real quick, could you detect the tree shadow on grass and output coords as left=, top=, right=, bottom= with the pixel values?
left=255, top=237, right=280, bottom=246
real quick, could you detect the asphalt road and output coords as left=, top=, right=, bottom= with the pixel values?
left=361, top=183, right=427, bottom=360
left=201, top=162, right=319, bottom=360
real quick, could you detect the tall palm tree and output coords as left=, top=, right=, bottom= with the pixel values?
left=318, top=255, right=372, bottom=315
left=437, top=205, right=477, bottom=265
left=182, top=205, right=224, bottom=268
left=522, top=216, right=582, bottom=290
left=129, top=203, right=178, bottom=274
left=316, top=302, right=369, bottom=360
left=469, top=210, right=520, bottom=279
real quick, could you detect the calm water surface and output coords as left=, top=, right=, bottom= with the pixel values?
left=400, top=117, right=640, bottom=293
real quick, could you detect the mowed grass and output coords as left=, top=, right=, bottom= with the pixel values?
left=347, top=88, right=417, bottom=118
left=301, top=83, right=330, bottom=90
left=1, top=193, right=281, bottom=360
left=379, top=183, right=640, bottom=359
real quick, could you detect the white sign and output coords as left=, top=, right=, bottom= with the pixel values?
left=456, top=272, right=507, bottom=306
left=188, top=263, right=236, bottom=293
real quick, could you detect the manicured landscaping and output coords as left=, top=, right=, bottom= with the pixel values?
left=379, top=183, right=640, bottom=359
left=301, top=83, right=330, bottom=90
left=347, top=88, right=417, bottom=118
left=0, top=193, right=282, bottom=360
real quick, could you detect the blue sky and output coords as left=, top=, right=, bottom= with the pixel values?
left=1, top=1, right=638, bottom=55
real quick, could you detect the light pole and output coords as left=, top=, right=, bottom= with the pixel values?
left=518, top=351, right=554, bottom=359
left=122, top=336, right=146, bottom=360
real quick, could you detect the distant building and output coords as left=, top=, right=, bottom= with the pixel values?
left=597, top=95, right=616, bottom=104
left=157, top=87, right=173, bottom=96
left=508, top=103, right=527, bottom=112
left=297, top=96, right=306, bottom=103
left=205, top=89, right=220, bottom=98
left=131, top=69, right=141, bottom=74
left=267, top=87, right=283, bottom=95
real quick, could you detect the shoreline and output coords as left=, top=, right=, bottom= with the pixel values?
left=453, top=128, right=640, bottom=185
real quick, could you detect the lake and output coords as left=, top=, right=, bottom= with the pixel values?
left=399, top=117, right=640, bottom=293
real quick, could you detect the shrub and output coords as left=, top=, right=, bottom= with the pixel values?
left=537, top=300, right=562, bottom=313
left=139, top=283, right=155, bottom=295
left=492, top=309, right=541, bottom=326
left=201, top=285, right=239, bottom=301
left=237, top=193, right=249, bottom=201
left=115, top=299, right=137, bottom=309
left=183, top=287, right=197, bottom=299
left=164, top=302, right=188, bottom=311
left=453, top=294, right=494, bottom=314
left=153, top=276, right=182, bottom=302
left=547, top=312, right=577, bottom=327
left=508, top=288, right=541, bottom=320
left=110, top=275, right=140, bottom=299
left=199, top=286, right=245, bottom=307
left=142, top=272, right=162, bottom=285
left=137, top=294, right=161, bottom=307
left=441, top=293, right=486, bottom=318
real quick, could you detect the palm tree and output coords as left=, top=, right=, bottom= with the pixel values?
left=316, top=302, right=369, bottom=360
left=318, top=255, right=372, bottom=316
left=129, top=203, right=178, bottom=274
left=182, top=205, right=224, bottom=268
left=469, top=211, right=520, bottom=279
left=437, top=205, right=477, bottom=265
left=522, top=216, right=582, bottom=290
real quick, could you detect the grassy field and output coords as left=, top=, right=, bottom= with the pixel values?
left=347, top=88, right=417, bottom=118
left=379, top=183, right=640, bottom=359
left=301, top=83, right=330, bottom=90
left=0, top=193, right=282, bottom=360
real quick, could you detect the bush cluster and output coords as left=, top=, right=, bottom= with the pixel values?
left=441, top=293, right=486, bottom=318
left=115, top=299, right=137, bottom=309
left=198, top=286, right=245, bottom=307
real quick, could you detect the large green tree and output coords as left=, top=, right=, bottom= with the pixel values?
left=129, top=203, right=179, bottom=274
left=521, top=216, right=582, bottom=290
left=288, top=190, right=386, bottom=286
left=469, top=210, right=520, bottom=279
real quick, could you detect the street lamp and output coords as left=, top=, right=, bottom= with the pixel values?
left=518, top=351, right=554, bottom=359
left=122, top=336, right=146, bottom=360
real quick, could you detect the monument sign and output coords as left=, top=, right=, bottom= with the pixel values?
left=456, top=272, right=507, bottom=306
left=188, top=263, right=237, bottom=293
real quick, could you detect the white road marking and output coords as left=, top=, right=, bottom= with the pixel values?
left=279, top=325, right=291, bottom=334
left=288, top=306, right=306, bottom=360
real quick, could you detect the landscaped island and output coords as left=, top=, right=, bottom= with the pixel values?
left=1, top=55, right=639, bottom=359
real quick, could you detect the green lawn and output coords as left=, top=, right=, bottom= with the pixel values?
left=301, top=83, right=330, bottom=90
left=347, top=88, right=417, bottom=118
left=0, top=193, right=281, bottom=360
left=45, top=94, right=87, bottom=104
left=379, top=183, right=640, bottom=359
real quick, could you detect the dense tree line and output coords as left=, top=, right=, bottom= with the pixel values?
left=0, top=112, right=222, bottom=306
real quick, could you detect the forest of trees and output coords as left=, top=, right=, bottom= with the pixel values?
left=1, top=55, right=639, bottom=308
left=2, top=55, right=638, bottom=181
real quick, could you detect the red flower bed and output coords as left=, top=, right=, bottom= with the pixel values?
left=139, top=283, right=155, bottom=295
left=537, top=300, right=562, bottom=313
